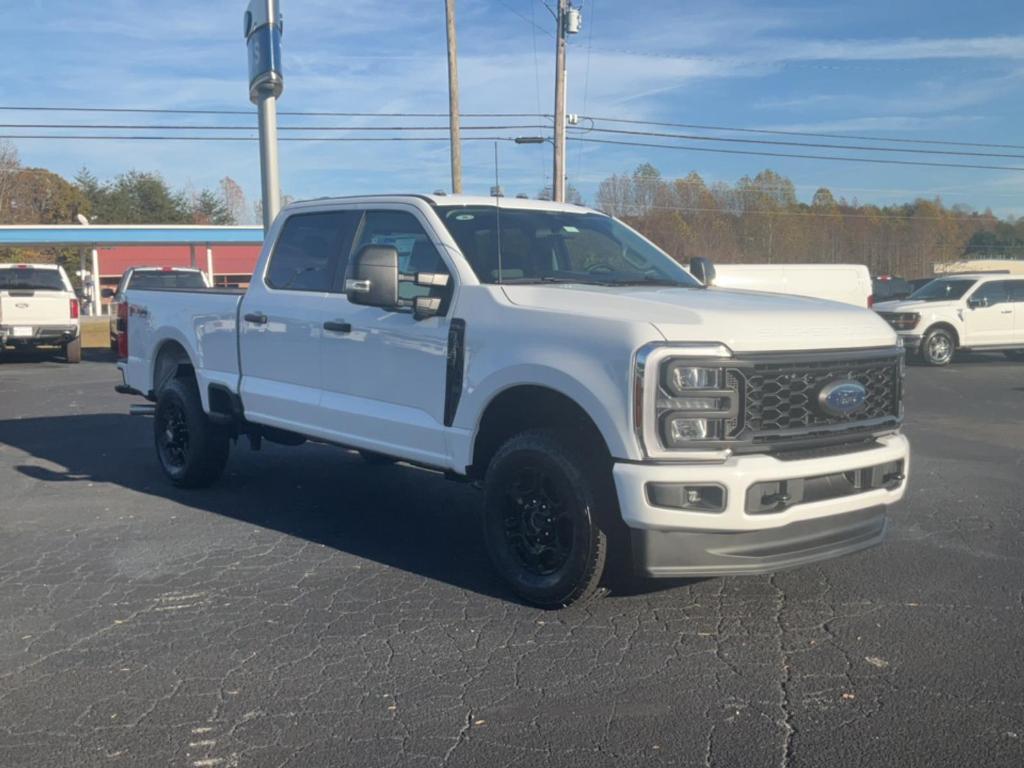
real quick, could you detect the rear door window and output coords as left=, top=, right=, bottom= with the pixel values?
left=0, top=268, right=65, bottom=291
left=128, top=271, right=208, bottom=290
left=1006, top=280, right=1024, bottom=302
left=266, top=211, right=360, bottom=292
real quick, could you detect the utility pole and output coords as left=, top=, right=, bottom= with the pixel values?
left=445, top=0, right=462, bottom=194
left=244, top=0, right=285, bottom=231
left=552, top=1, right=580, bottom=202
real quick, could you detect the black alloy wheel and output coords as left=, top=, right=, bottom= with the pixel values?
left=483, top=430, right=609, bottom=608
left=501, top=465, right=575, bottom=577
left=153, top=377, right=230, bottom=488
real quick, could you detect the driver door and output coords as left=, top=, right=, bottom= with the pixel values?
left=319, top=206, right=455, bottom=466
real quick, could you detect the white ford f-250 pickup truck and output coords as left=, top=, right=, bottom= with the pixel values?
left=117, top=194, right=910, bottom=608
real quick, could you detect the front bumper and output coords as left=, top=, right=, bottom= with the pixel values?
left=898, top=333, right=922, bottom=352
left=0, top=324, right=79, bottom=345
left=614, top=433, right=910, bottom=577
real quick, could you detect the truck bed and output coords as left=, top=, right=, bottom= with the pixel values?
left=123, top=287, right=244, bottom=403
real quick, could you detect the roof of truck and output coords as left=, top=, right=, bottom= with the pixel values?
left=286, top=193, right=595, bottom=214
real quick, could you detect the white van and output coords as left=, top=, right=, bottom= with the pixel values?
left=709, top=264, right=872, bottom=307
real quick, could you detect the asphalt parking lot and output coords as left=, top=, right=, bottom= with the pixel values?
left=1, top=348, right=1022, bottom=767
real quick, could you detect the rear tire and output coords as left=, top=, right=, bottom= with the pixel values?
left=64, top=336, right=82, bottom=364
left=153, top=377, right=229, bottom=488
left=920, top=327, right=955, bottom=366
left=482, top=430, right=609, bottom=609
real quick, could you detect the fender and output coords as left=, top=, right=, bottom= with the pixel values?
left=454, top=361, right=638, bottom=469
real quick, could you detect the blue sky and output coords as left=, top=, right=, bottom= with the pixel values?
left=5, top=0, right=1024, bottom=218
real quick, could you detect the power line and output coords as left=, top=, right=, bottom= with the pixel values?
left=0, top=134, right=520, bottom=142
left=568, top=137, right=1024, bottom=172
left=2, top=104, right=1021, bottom=152
left=574, top=125, right=1024, bottom=160
left=0, top=105, right=548, bottom=119
left=496, top=0, right=553, bottom=36
left=581, top=115, right=1024, bottom=152
left=0, top=122, right=548, bottom=133
left=10, top=120, right=1023, bottom=160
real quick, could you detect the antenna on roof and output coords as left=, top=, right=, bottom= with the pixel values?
left=494, top=141, right=502, bottom=285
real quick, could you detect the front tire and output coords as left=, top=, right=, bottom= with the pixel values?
left=482, top=430, right=609, bottom=609
left=153, top=377, right=229, bottom=488
left=64, top=336, right=82, bottom=364
left=921, top=328, right=955, bottom=366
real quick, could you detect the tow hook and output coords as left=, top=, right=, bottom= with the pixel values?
left=883, top=472, right=905, bottom=490
left=760, top=491, right=791, bottom=510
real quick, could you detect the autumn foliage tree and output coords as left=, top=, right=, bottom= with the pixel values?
left=596, top=164, right=1011, bottom=277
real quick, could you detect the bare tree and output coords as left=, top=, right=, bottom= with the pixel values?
left=0, top=140, right=21, bottom=224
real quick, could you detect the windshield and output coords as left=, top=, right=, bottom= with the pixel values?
left=0, top=267, right=66, bottom=291
left=908, top=278, right=976, bottom=302
left=436, top=205, right=700, bottom=287
left=128, top=270, right=207, bottom=291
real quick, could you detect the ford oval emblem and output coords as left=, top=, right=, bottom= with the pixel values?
left=818, top=379, right=867, bottom=417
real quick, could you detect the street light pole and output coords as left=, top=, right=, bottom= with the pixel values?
left=244, top=0, right=285, bottom=232
left=445, top=0, right=462, bottom=194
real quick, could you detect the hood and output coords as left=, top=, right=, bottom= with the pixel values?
left=873, top=299, right=956, bottom=312
left=501, top=284, right=897, bottom=353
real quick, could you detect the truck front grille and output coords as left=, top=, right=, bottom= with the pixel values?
left=731, top=349, right=903, bottom=448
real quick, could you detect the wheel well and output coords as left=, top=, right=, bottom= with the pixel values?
left=152, top=340, right=194, bottom=393
left=924, top=322, right=960, bottom=348
left=469, top=386, right=610, bottom=479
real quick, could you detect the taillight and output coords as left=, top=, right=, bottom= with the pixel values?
left=867, top=295, right=875, bottom=308
left=69, top=298, right=80, bottom=319
left=117, top=302, right=129, bottom=360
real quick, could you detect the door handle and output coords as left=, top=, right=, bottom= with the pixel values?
left=1000, top=309, right=1013, bottom=314
left=244, top=312, right=268, bottom=325
left=323, top=320, right=352, bottom=334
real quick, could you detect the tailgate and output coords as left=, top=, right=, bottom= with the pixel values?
left=0, top=291, right=71, bottom=326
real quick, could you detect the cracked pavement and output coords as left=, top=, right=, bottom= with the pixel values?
left=0, top=348, right=1022, bottom=767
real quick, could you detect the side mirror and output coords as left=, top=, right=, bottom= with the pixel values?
left=345, top=244, right=400, bottom=308
left=689, top=256, right=716, bottom=286
left=967, top=296, right=988, bottom=309
left=101, top=288, right=115, bottom=299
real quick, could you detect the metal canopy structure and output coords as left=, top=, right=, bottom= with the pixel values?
left=0, top=225, right=264, bottom=315
left=0, top=225, right=263, bottom=247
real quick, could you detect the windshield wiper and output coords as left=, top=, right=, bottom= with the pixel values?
left=610, top=276, right=695, bottom=288
left=498, top=276, right=614, bottom=286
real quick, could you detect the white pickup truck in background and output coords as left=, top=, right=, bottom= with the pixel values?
left=105, top=266, right=211, bottom=354
left=0, top=263, right=81, bottom=363
left=117, top=194, right=910, bottom=607
left=874, top=272, right=1024, bottom=365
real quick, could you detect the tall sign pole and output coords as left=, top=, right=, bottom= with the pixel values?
left=244, top=0, right=284, bottom=231
left=445, top=0, right=462, bottom=194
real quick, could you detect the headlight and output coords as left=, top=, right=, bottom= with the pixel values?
left=635, top=343, right=741, bottom=456
left=884, top=312, right=920, bottom=331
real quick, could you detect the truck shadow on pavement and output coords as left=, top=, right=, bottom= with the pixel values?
left=1, top=413, right=692, bottom=604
